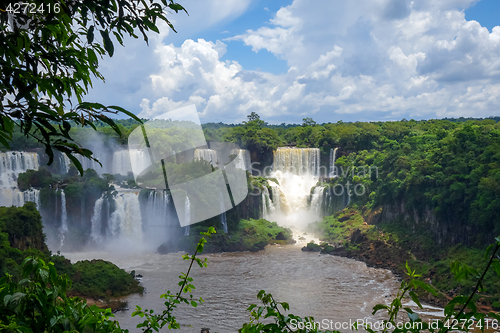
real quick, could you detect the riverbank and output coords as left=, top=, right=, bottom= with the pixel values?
left=85, top=297, right=129, bottom=312
left=307, top=207, right=500, bottom=312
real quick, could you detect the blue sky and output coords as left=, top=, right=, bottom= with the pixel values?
left=85, top=0, right=500, bottom=124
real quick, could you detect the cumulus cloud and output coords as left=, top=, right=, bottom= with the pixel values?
left=139, top=0, right=500, bottom=122
left=82, top=0, right=252, bottom=115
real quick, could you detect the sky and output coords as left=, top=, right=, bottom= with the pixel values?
left=84, top=0, right=500, bottom=124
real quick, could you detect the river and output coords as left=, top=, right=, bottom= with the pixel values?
left=63, top=237, right=408, bottom=333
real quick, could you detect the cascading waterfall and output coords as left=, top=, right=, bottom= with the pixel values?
left=59, top=153, right=70, bottom=175
left=267, top=180, right=293, bottom=215
left=261, top=186, right=270, bottom=219
left=90, top=196, right=105, bottom=243
left=58, top=189, right=68, bottom=248
left=0, top=152, right=39, bottom=207
left=145, top=191, right=171, bottom=227
left=310, top=186, right=325, bottom=218
left=109, top=191, right=143, bottom=241
left=23, top=188, right=40, bottom=211
left=106, top=198, right=110, bottom=227
left=194, top=149, right=218, bottom=167
left=184, top=197, right=191, bottom=236
left=112, top=150, right=129, bottom=176
left=231, top=149, right=251, bottom=171
left=219, top=191, right=228, bottom=233
left=142, top=190, right=173, bottom=240
left=112, top=149, right=150, bottom=176
left=60, top=190, right=68, bottom=234
left=263, top=147, right=348, bottom=229
left=273, top=148, right=320, bottom=176
left=320, top=185, right=351, bottom=216
left=76, top=153, right=106, bottom=174
left=329, top=148, right=338, bottom=178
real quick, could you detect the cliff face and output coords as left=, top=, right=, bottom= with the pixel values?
left=226, top=191, right=261, bottom=224
left=0, top=202, right=49, bottom=253
left=370, top=200, right=482, bottom=247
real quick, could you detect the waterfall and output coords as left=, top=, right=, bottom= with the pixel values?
left=323, top=186, right=350, bottom=215
left=58, top=189, right=68, bottom=247
left=194, top=149, right=218, bottom=167
left=231, top=149, right=251, bottom=171
left=109, top=192, right=143, bottom=240
left=263, top=147, right=337, bottom=228
left=184, top=197, right=191, bottom=236
left=140, top=190, right=179, bottom=249
left=112, top=150, right=130, bottom=176
left=329, top=148, right=338, bottom=178
left=273, top=148, right=320, bottom=176
left=310, top=186, right=325, bottom=218
left=106, top=197, right=110, bottom=226
left=219, top=191, right=228, bottom=233
left=112, top=149, right=150, bottom=176
left=76, top=153, right=106, bottom=174
left=23, top=188, right=40, bottom=211
left=90, top=196, right=105, bottom=243
left=0, top=151, right=39, bottom=207
left=144, top=190, right=171, bottom=228
left=59, top=153, right=70, bottom=175
left=268, top=180, right=294, bottom=215
left=60, top=190, right=68, bottom=233
left=261, top=186, right=270, bottom=219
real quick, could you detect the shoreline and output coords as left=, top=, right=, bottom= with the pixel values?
left=321, top=245, right=497, bottom=314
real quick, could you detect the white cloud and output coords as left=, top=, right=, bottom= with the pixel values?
left=82, top=1, right=252, bottom=114
left=138, top=0, right=500, bottom=122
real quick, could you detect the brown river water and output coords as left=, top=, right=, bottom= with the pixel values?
left=63, top=239, right=451, bottom=333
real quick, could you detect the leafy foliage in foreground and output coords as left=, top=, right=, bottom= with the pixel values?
left=0, top=257, right=122, bottom=333
left=0, top=0, right=188, bottom=174
left=1, top=230, right=499, bottom=333
left=0, top=203, right=50, bottom=279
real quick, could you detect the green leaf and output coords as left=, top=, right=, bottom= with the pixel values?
left=409, top=291, right=423, bottom=309
left=67, top=153, right=84, bottom=176
left=372, top=304, right=389, bottom=314
left=108, top=105, right=143, bottom=123
left=413, top=280, right=438, bottom=296
left=247, top=304, right=257, bottom=311
left=87, top=25, right=95, bottom=44
left=142, top=18, right=159, bottom=33
left=168, top=3, right=188, bottom=15
left=100, top=30, right=114, bottom=57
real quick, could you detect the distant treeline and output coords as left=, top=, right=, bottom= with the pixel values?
left=4, top=113, right=500, bottom=246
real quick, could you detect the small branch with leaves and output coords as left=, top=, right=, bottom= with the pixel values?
left=132, top=227, right=216, bottom=332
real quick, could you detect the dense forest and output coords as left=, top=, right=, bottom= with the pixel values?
left=4, top=114, right=500, bottom=246
left=2, top=114, right=500, bottom=330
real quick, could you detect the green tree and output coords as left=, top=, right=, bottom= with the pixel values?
left=244, top=112, right=265, bottom=129
left=302, top=117, right=316, bottom=126
left=0, top=0, right=187, bottom=174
